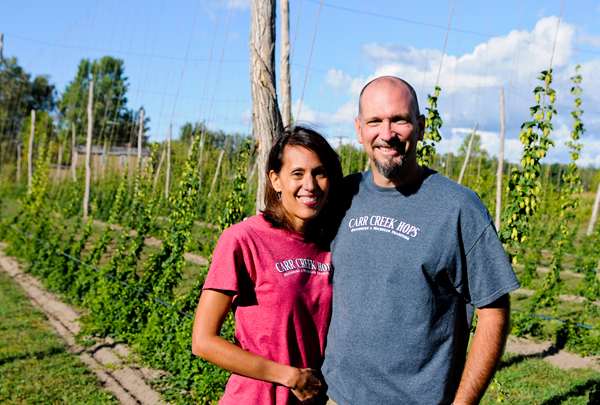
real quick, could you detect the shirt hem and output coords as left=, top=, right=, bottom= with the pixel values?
left=470, top=281, right=521, bottom=308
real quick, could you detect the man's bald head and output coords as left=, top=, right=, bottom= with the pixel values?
left=358, top=76, right=420, bottom=119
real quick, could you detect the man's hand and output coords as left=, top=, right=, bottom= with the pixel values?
left=289, top=368, right=322, bottom=404
left=453, top=294, right=511, bottom=405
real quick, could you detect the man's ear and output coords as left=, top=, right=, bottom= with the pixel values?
left=355, top=117, right=363, bottom=144
left=269, top=170, right=280, bottom=192
left=417, top=114, right=426, bottom=141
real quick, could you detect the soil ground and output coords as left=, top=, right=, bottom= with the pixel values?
left=0, top=242, right=167, bottom=405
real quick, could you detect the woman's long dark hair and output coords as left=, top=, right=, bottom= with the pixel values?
left=262, top=125, right=343, bottom=245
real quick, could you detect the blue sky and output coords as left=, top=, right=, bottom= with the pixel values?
left=3, top=0, right=600, bottom=166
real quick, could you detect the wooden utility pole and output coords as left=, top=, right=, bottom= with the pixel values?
left=208, top=150, right=225, bottom=198
left=71, top=122, right=77, bottom=181
left=165, top=124, right=171, bottom=199
left=28, top=110, right=35, bottom=191
left=588, top=183, right=600, bottom=236
left=458, top=122, right=477, bottom=185
left=250, top=0, right=283, bottom=213
left=279, top=0, right=292, bottom=126
left=137, top=108, right=144, bottom=168
left=495, top=88, right=506, bottom=229
left=83, top=81, right=94, bottom=218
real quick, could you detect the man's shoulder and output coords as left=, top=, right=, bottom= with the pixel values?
left=424, top=170, right=484, bottom=205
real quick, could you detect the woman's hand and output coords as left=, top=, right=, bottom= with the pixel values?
left=288, top=368, right=322, bottom=404
left=193, top=290, right=324, bottom=402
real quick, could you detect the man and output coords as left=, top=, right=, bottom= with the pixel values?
left=321, top=76, right=520, bottom=405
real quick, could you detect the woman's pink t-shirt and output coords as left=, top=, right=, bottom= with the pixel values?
left=203, top=215, right=333, bottom=405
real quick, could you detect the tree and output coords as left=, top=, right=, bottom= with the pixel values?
left=0, top=57, right=55, bottom=141
left=59, top=56, right=143, bottom=147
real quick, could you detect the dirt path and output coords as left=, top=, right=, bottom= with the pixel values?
left=91, top=219, right=209, bottom=266
left=505, top=336, right=600, bottom=371
left=0, top=243, right=167, bottom=405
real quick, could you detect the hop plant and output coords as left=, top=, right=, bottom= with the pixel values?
left=500, top=70, right=556, bottom=261
left=417, top=86, right=443, bottom=167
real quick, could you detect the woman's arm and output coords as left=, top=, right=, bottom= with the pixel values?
left=191, top=289, right=322, bottom=404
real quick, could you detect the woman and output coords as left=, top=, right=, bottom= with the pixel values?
left=192, top=126, right=343, bottom=404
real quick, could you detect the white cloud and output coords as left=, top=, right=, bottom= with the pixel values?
left=298, top=15, right=600, bottom=166
left=324, top=69, right=354, bottom=95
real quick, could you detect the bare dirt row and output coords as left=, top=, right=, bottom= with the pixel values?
left=0, top=242, right=167, bottom=405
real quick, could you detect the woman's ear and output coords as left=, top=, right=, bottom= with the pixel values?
left=269, top=170, right=280, bottom=192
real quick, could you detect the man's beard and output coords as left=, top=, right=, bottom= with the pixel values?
left=373, top=155, right=405, bottom=179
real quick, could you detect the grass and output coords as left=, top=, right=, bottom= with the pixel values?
left=482, top=353, right=600, bottom=404
left=0, top=271, right=118, bottom=404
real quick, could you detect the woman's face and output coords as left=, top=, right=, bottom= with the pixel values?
left=269, top=145, right=330, bottom=233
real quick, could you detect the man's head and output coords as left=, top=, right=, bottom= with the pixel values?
left=355, top=76, right=425, bottom=187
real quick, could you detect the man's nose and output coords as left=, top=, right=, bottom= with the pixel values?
left=380, top=121, right=395, bottom=141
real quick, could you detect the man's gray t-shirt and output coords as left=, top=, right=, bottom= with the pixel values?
left=322, top=169, right=520, bottom=405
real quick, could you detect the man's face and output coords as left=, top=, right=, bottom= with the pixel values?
left=355, top=80, right=424, bottom=186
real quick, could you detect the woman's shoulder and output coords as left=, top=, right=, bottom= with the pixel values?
left=219, top=215, right=273, bottom=239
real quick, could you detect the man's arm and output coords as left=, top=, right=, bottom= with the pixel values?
left=453, top=293, right=511, bottom=405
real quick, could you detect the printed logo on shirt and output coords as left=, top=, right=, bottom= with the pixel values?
left=347, top=215, right=420, bottom=240
left=275, top=258, right=332, bottom=277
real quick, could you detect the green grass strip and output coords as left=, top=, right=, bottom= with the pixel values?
left=482, top=353, right=600, bottom=404
left=0, top=271, right=118, bottom=404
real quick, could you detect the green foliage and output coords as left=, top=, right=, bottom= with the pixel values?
left=219, top=137, right=251, bottom=231
left=529, top=66, right=586, bottom=313
left=59, top=56, right=148, bottom=147
left=0, top=56, right=56, bottom=142
left=481, top=353, right=600, bottom=404
left=500, top=70, right=556, bottom=259
left=417, top=86, right=443, bottom=167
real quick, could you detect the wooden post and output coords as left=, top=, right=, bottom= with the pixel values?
left=127, top=142, right=132, bottom=187
left=208, top=150, right=225, bottom=198
left=28, top=110, right=35, bottom=192
left=458, top=121, right=477, bottom=185
left=16, top=143, right=21, bottom=184
left=280, top=0, right=292, bottom=126
left=198, top=129, right=206, bottom=192
left=55, top=143, right=63, bottom=185
left=250, top=0, right=283, bottom=213
left=71, top=122, right=77, bottom=181
left=101, top=140, right=108, bottom=178
left=83, top=81, right=94, bottom=218
left=138, top=108, right=144, bottom=169
left=153, top=146, right=166, bottom=197
left=165, top=124, right=172, bottom=199
left=495, top=88, right=506, bottom=229
left=588, top=183, right=600, bottom=236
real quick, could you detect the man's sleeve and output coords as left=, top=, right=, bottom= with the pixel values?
left=462, top=222, right=520, bottom=308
